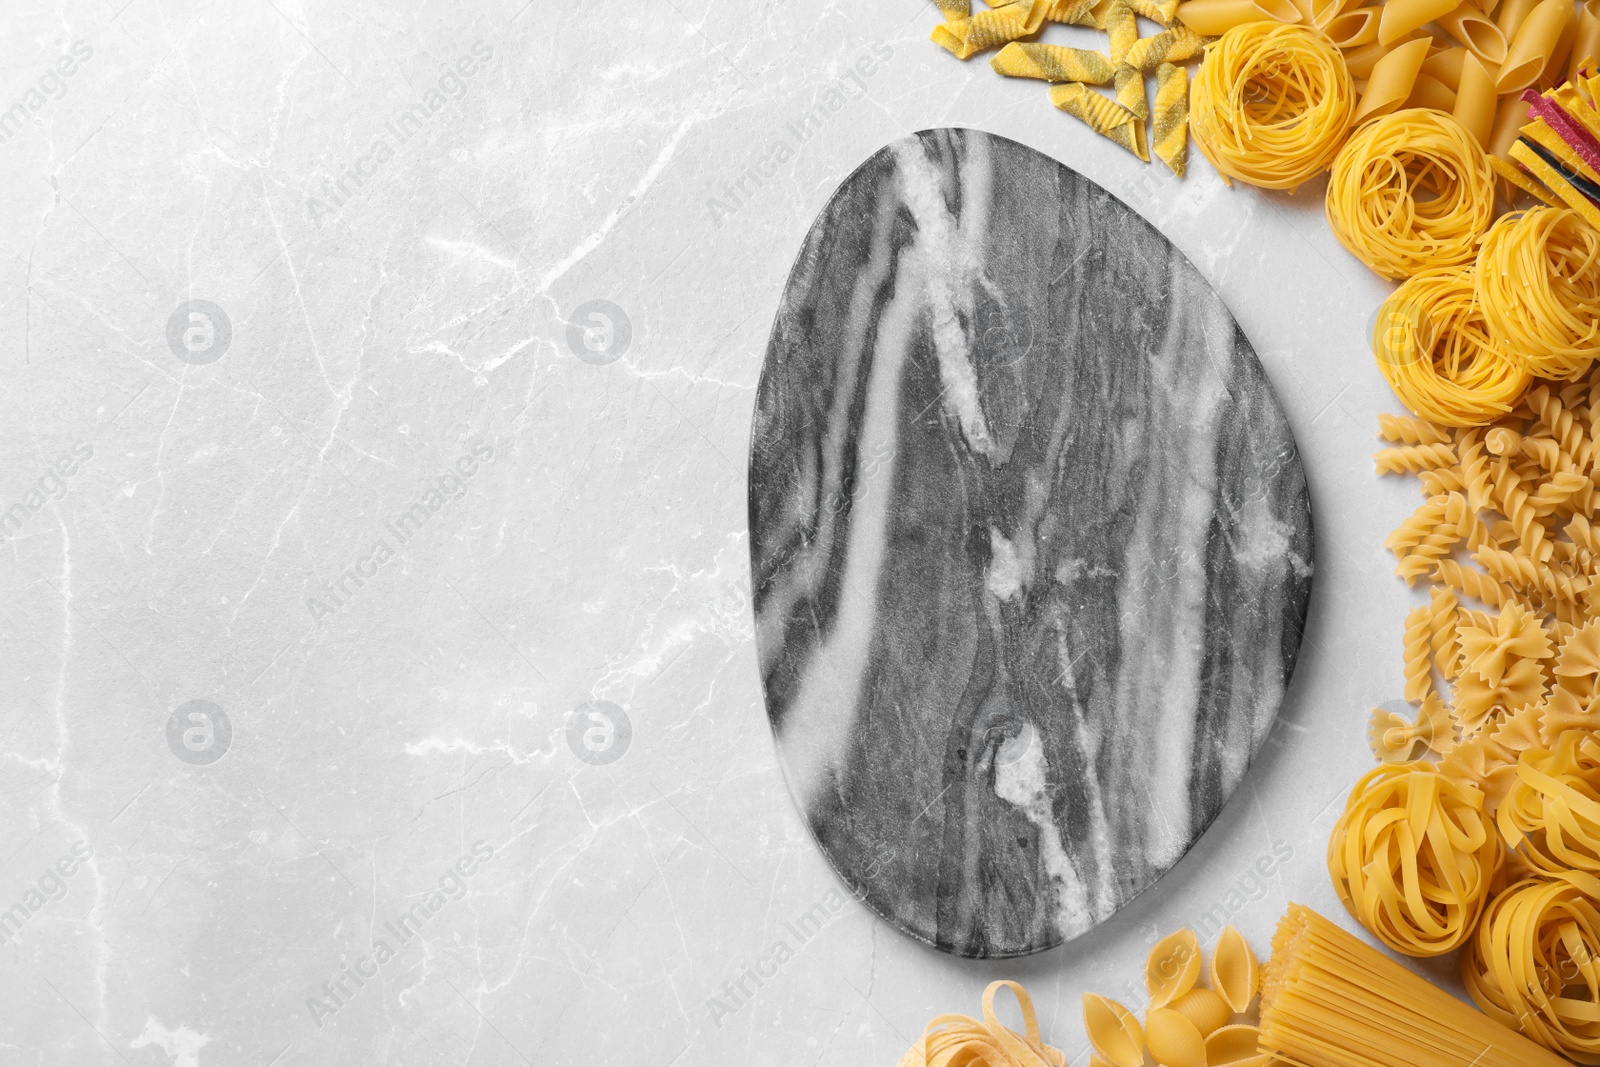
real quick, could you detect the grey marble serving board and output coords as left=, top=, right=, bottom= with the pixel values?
left=747, top=128, right=1314, bottom=958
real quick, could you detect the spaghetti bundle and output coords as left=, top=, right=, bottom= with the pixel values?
left=1327, top=762, right=1504, bottom=955
left=1259, top=903, right=1572, bottom=1067
left=1190, top=22, right=1356, bottom=189
left=1475, top=207, right=1600, bottom=382
left=1326, top=109, right=1496, bottom=280
left=1462, top=872, right=1600, bottom=1064
left=1370, top=266, right=1530, bottom=427
left=895, top=980, right=1067, bottom=1067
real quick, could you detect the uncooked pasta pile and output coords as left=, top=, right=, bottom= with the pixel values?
left=1367, top=381, right=1600, bottom=778
left=1322, top=364, right=1600, bottom=1062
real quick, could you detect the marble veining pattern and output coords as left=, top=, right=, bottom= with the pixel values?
left=750, top=129, right=1315, bottom=958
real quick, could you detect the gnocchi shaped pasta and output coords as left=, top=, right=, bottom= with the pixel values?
left=1210, top=926, right=1260, bottom=1012
left=1081, top=994, right=1144, bottom=1067
left=1144, top=927, right=1201, bottom=1009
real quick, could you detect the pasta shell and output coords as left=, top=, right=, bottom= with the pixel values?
left=1144, top=1007, right=1206, bottom=1067
left=1082, top=993, right=1144, bottom=1067
left=1167, top=986, right=1232, bottom=1036
left=1205, top=1023, right=1269, bottom=1066
left=1145, top=928, right=1202, bottom=1008
left=1210, top=926, right=1260, bottom=1012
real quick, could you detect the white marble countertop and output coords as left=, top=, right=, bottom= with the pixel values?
left=0, top=1, right=1449, bottom=1063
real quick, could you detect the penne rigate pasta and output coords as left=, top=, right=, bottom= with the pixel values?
left=1175, top=0, right=1300, bottom=34
left=1497, top=0, right=1569, bottom=90
left=1497, top=0, right=1539, bottom=36
left=1326, top=5, right=1382, bottom=44
left=1439, top=1, right=1510, bottom=63
left=1405, top=70, right=1459, bottom=109
left=1489, top=93, right=1532, bottom=159
left=1344, top=38, right=1400, bottom=77
left=1379, top=0, right=1459, bottom=45
left=1541, top=1, right=1579, bottom=85
left=1354, top=35, right=1432, bottom=120
left=1310, top=0, right=1361, bottom=26
left=1569, top=0, right=1600, bottom=82
left=1453, top=50, right=1498, bottom=147
left=1422, top=44, right=1469, bottom=87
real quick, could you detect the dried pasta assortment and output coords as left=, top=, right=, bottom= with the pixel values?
left=925, top=0, right=1600, bottom=204
left=1259, top=902, right=1572, bottom=1066
left=1081, top=926, right=1272, bottom=1067
left=1323, top=360, right=1600, bottom=1059
left=916, top=3, right=1600, bottom=1063
left=925, top=0, right=1600, bottom=423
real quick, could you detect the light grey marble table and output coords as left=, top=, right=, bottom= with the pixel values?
left=0, top=0, right=1448, bottom=1064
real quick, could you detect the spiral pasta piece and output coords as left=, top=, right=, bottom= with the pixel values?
left=1385, top=494, right=1451, bottom=559
left=1371, top=267, right=1531, bottom=429
left=1379, top=412, right=1451, bottom=446
left=1328, top=761, right=1503, bottom=956
left=1462, top=871, right=1600, bottom=1063
left=1475, top=546, right=1589, bottom=603
left=1436, top=557, right=1517, bottom=608
left=1189, top=22, right=1355, bottom=189
left=1404, top=604, right=1434, bottom=702
left=1326, top=109, right=1495, bottom=280
left=1374, top=442, right=1458, bottom=474
left=1475, top=208, right=1600, bottom=383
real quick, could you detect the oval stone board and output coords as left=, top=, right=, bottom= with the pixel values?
left=747, top=128, right=1314, bottom=958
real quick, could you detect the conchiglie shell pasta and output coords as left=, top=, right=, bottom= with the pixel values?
left=1210, top=926, right=1260, bottom=1012
left=1145, top=1008, right=1207, bottom=1067
left=1082, top=994, right=1144, bottom=1067
left=1145, top=928, right=1202, bottom=1008
left=1168, top=987, right=1233, bottom=1036
left=1206, top=1024, right=1270, bottom=1066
